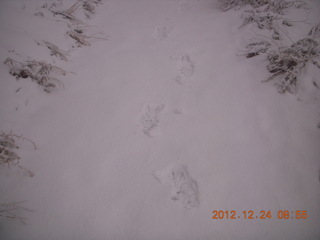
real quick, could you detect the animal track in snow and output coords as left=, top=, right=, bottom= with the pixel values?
left=138, top=104, right=165, bottom=137
left=177, top=1, right=191, bottom=14
left=153, top=26, right=173, bottom=41
left=171, top=53, right=195, bottom=85
left=154, top=163, right=199, bottom=209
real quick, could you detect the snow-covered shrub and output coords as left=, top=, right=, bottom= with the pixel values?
left=225, top=1, right=305, bottom=41
left=219, top=0, right=269, bottom=11
left=245, top=41, right=272, bottom=58
left=0, top=201, right=31, bottom=224
left=240, top=10, right=293, bottom=40
left=262, top=37, right=320, bottom=93
left=264, top=0, right=306, bottom=15
left=4, top=58, right=66, bottom=93
left=308, top=23, right=320, bottom=38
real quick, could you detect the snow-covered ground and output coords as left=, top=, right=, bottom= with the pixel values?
left=0, top=0, right=320, bottom=239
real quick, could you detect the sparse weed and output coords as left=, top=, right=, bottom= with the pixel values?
left=82, top=0, right=103, bottom=17
left=66, top=28, right=108, bottom=47
left=49, top=0, right=103, bottom=22
left=0, top=201, right=32, bottom=224
left=0, top=132, right=20, bottom=168
left=220, top=0, right=269, bottom=11
left=49, top=1, right=83, bottom=24
left=220, top=0, right=306, bottom=14
left=66, top=29, right=91, bottom=46
left=4, top=58, right=66, bottom=93
left=40, top=41, right=69, bottom=61
left=0, top=131, right=36, bottom=177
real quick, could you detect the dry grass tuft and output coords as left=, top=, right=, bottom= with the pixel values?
left=0, top=201, right=32, bottom=224
left=0, top=131, right=36, bottom=177
left=4, top=58, right=66, bottom=93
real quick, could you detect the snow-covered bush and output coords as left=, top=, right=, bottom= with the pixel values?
left=246, top=36, right=320, bottom=93
left=223, top=1, right=306, bottom=41
left=220, top=0, right=269, bottom=11
left=4, top=58, right=66, bottom=93
left=265, top=38, right=319, bottom=93
left=231, top=0, right=320, bottom=94
left=264, top=0, right=306, bottom=14
left=240, top=10, right=292, bottom=40
left=245, top=41, right=272, bottom=58
left=308, top=23, right=320, bottom=38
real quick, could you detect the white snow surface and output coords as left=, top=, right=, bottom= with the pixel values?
left=0, top=0, right=320, bottom=239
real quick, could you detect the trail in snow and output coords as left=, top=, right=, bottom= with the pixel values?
left=0, top=0, right=320, bottom=240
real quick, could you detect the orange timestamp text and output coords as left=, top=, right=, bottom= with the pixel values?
left=211, top=210, right=308, bottom=220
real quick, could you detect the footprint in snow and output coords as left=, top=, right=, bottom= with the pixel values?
left=138, top=104, right=165, bottom=137
left=171, top=53, right=195, bottom=85
left=177, top=1, right=191, bottom=14
left=153, top=26, right=173, bottom=41
left=154, top=163, right=199, bottom=209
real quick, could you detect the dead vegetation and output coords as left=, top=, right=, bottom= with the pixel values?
left=264, top=37, right=320, bottom=93
left=0, top=131, right=36, bottom=177
left=0, top=132, right=20, bottom=168
left=36, top=40, right=69, bottom=61
left=49, top=1, right=83, bottom=24
left=225, top=0, right=319, bottom=94
left=220, top=0, right=306, bottom=14
left=49, top=0, right=103, bottom=22
left=0, top=201, right=32, bottom=224
left=66, top=28, right=108, bottom=47
left=66, top=29, right=91, bottom=46
left=240, top=10, right=290, bottom=40
left=245, top=41, right=272, bottom=58
left=308, top=23, right=320, bottom=38
left=4, top=58, right=66, bottom=93
left=82, top=0, right=103, bottom=18
left=244, top=30, right=320, bottom=93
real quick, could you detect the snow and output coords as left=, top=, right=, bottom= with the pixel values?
left=0, top=0, right=320, bottom=239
